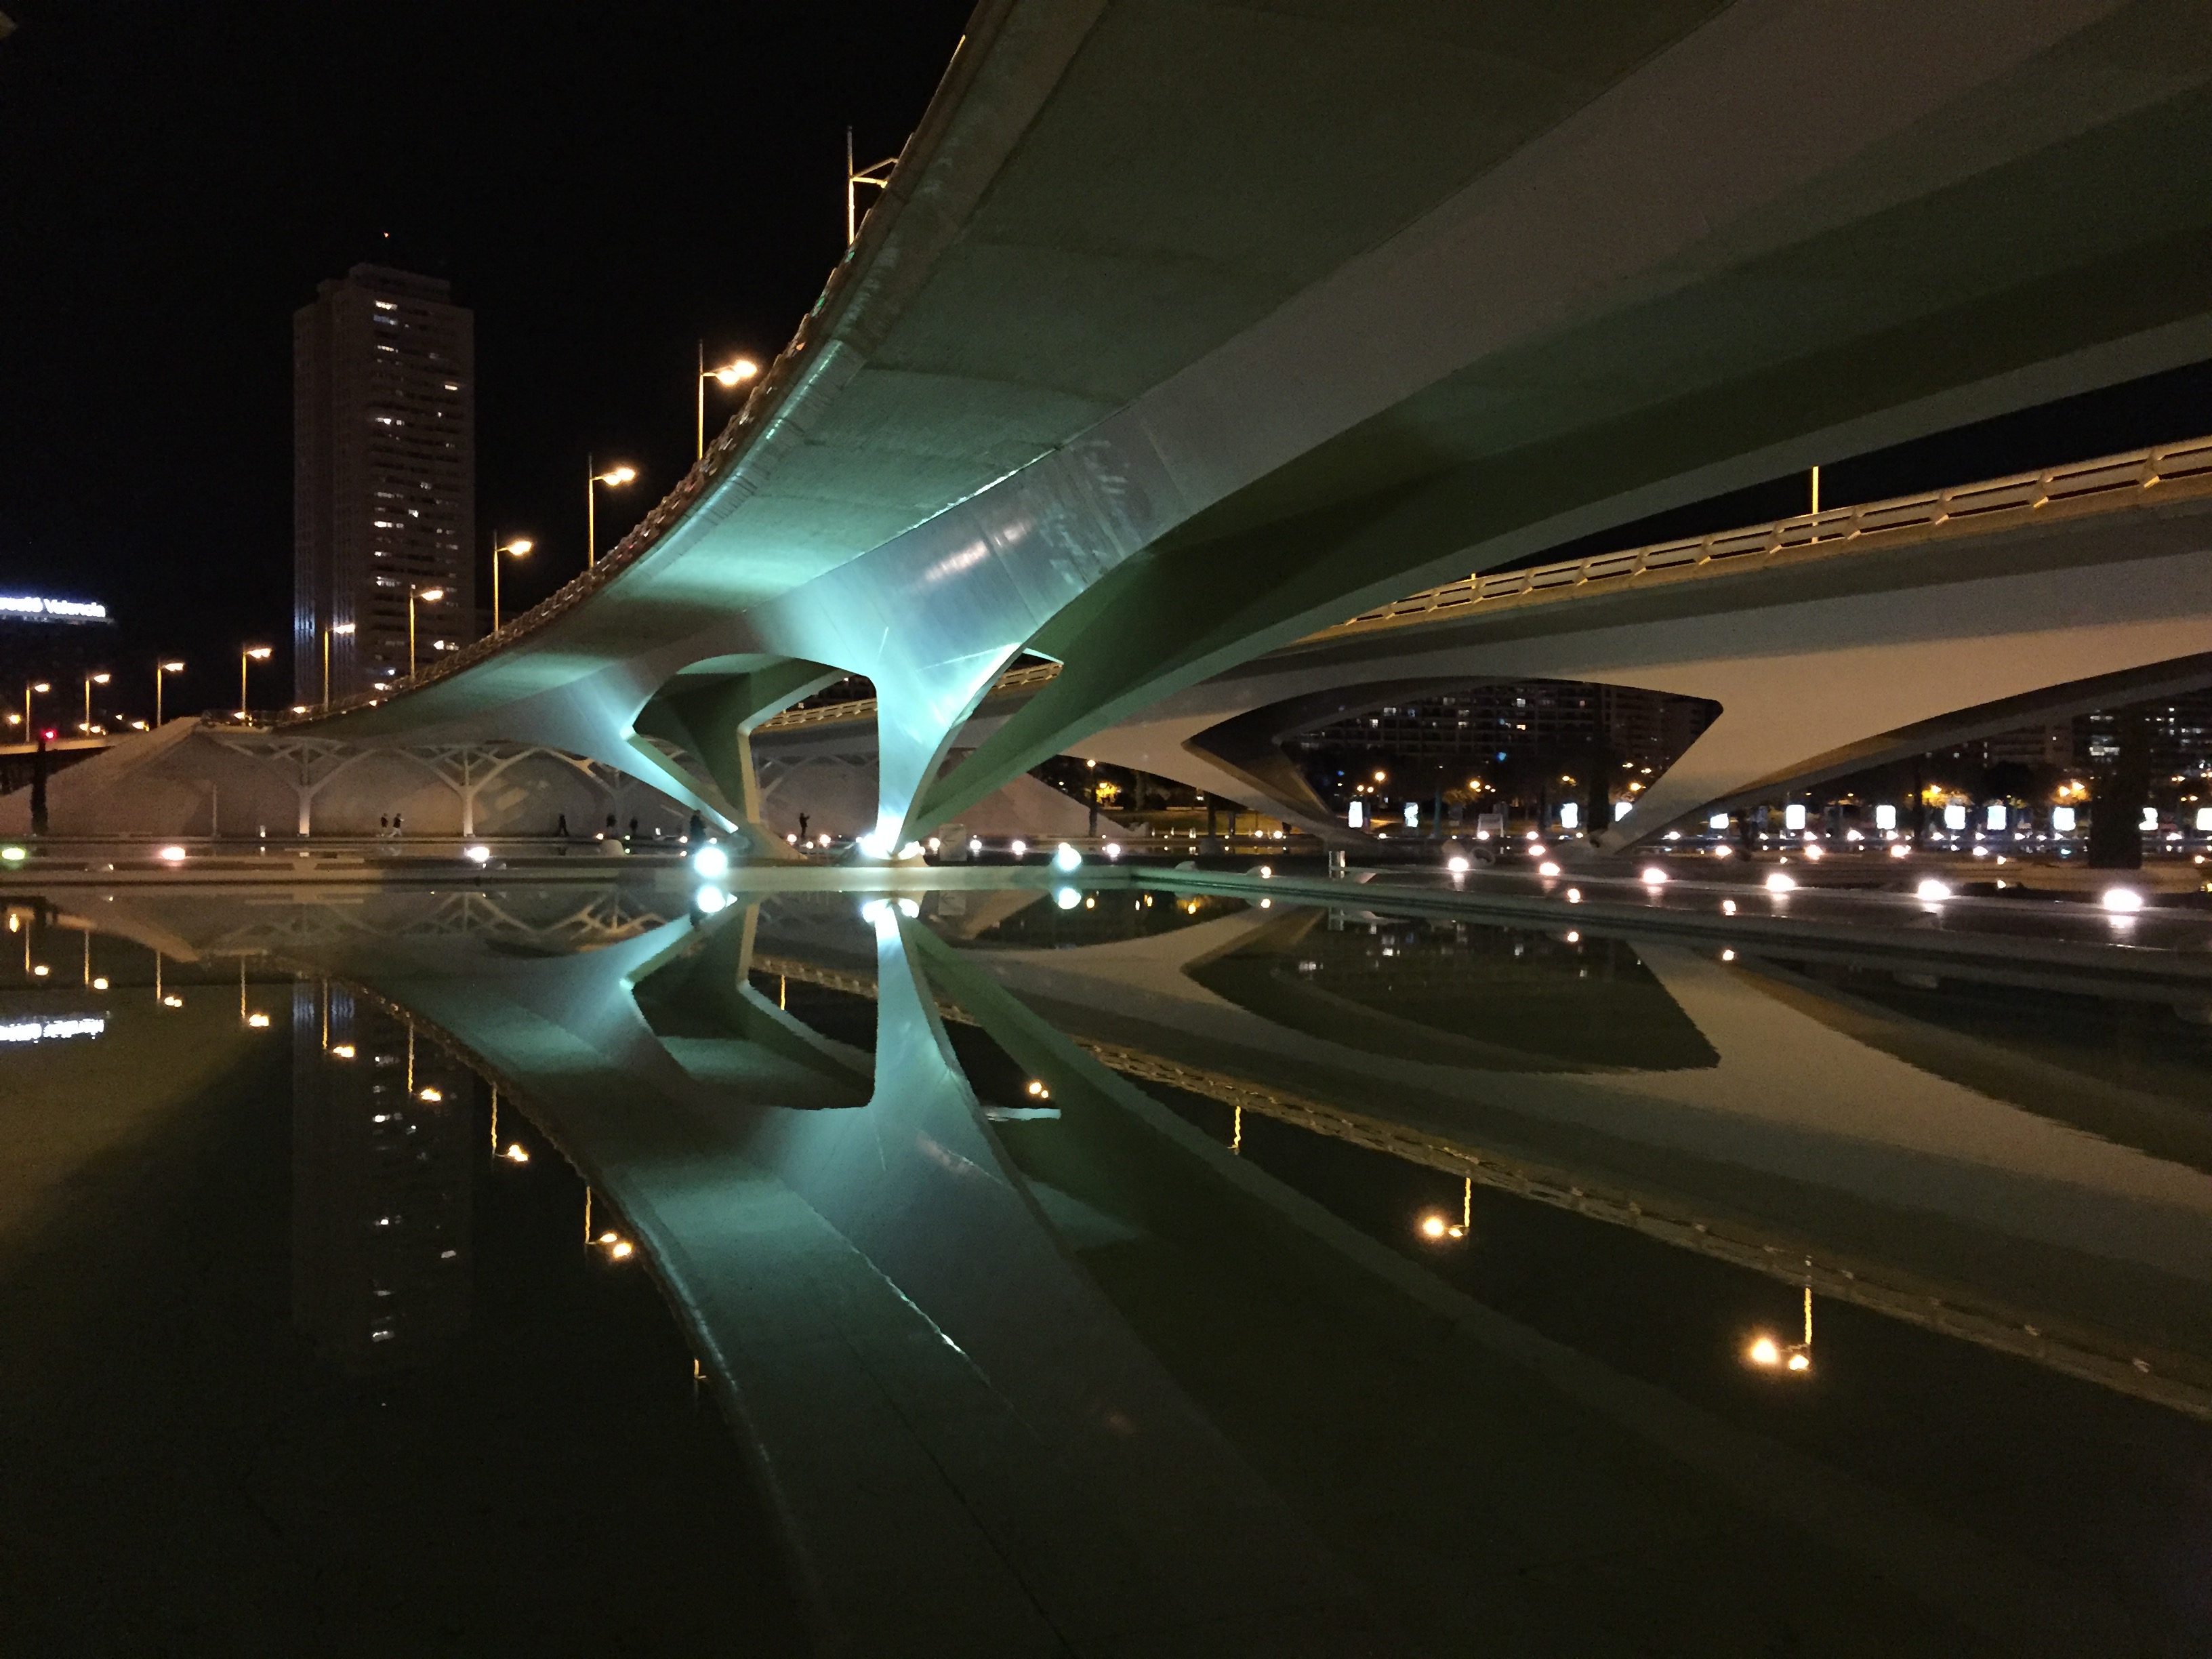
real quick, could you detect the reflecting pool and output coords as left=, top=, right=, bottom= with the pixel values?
left=3, top=869, right=2211, bottom=1656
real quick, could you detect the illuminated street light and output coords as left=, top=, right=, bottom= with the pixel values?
left=697, top=344, right=760, bottom=458
left=81, top=671, right=109, bottom=734
left=238, top=646, right=272, bottom=718
left=319, top=622, right=355, bottom=709
left=155, top=659, right=184, bottom=728
left=1745, top=1287, right=1816, bottom=1376
left=21, top=680, right=48, bottom=733
left=406, top=587, right=443, bottom=677
left=846, top=125, right=897, bottom=247
left=586, top=455, right=638, bottom=568
left=490, top=535, right=533, bottom=632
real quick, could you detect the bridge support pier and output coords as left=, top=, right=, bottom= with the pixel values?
left=634, top=661, right=842, bottom=860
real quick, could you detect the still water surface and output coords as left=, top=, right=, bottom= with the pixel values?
left=2, top=875, right=2209, bottom=1656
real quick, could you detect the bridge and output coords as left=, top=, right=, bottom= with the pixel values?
left=754, top=435, right=2212, bottom=843
left=23, top=0, right=2212, bottom=854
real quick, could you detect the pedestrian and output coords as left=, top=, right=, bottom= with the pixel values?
left=556, top=812, right=569, bottom=838
left=379, top=813, right=389, bottom=838
left=392, top=813, right=404, bottom=838
left=687, top=811, right=704, bottom=842
left=798, top=811, right=811, bottom=842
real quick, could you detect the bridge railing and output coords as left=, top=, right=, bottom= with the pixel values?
left=1333, top=432, right=2212, bottom=632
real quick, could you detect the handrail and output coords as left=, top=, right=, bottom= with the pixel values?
left=1326, top=433, right=2212, bottom=634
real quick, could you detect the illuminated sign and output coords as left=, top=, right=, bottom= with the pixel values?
left=0, top=1015, right=106, bottom=1044
left=0, top=594, right=108, bottom=621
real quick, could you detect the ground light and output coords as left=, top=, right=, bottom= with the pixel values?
left=463, top=844, right=491, bottom=865
left=695, top=886, right=729, bottom=915
left=0, top=846, right=25, bottom=865
left=1639, top=865, right=1668, bottom=884
left=1054, top=887, right=1082, bottom=909
left=1538, top=861, right=1561, bottom=877
left=2103, top=888, right=2145, bottom=914
left=1446, top=855, right=1470, bottom=874
left=1917, top=878, right=1952, bottom=901
left=1765, top=872, right=1797, bottom=893
left=157, top=845, right=186, bottom=864
left=691, top=842, right=730, bottom=879
left=1052, top=842, right=1082, bottom=872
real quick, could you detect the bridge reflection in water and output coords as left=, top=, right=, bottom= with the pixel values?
left=37, top=872, right=2212, bottom=1656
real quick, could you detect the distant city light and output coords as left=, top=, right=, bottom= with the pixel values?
left=0, top=1015, right=104, bottom=1044
left=0, top=594, right=107, bottom=621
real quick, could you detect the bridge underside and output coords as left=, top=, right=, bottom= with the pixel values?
left=235, top=0, right=2212, bottom=857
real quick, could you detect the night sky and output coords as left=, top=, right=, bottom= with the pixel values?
left=0, top=1, right=973, bottom=722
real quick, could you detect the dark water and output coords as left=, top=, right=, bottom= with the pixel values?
left=3, top=876, right=2210, bottom=1656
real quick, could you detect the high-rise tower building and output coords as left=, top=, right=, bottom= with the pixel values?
left=293, top=264, right=475, bottom=705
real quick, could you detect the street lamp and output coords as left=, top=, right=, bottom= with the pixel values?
left=238, top=647, right=271, bottom=718
left=697, top=346, right=759, bottom=459
left=846, top=126, right=896, bottom=247
left=81, top=672, right=109, bottom=733
left=22, top=681, right=49, bottom=734
left=155, top=660, right=184, bottom=727
left=406, top=587, right=443, bottom=677
left=321, top=622, right=354, bottom=709
left=490, top=535, right=533, bottom=632
left=586, top=456, right=637, bottom=569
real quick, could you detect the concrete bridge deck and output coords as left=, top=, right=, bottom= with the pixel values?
left=230, top=0, right=2212, bottom=860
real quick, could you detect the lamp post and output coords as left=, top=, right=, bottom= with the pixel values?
left=81, top=672, right=109, bottom=734
left=155, top=660, right=184, bottom=728
left=586, top=456, right=636, bottom=569
left=22, top=681, right=48, bottom=734
left=846, top=126, right=896, bottom=247
left=321, top=623, right=354, bottom=709
left=238, top=647, right=271, bottom=719
left=490, top=535, right=532, bottom=632
left=406, top=587, right=443, bottom=678
left=697, top=346, right=758, bottom=459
